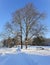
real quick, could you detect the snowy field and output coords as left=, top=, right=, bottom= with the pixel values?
left=0, top=46, right=50, bottom=65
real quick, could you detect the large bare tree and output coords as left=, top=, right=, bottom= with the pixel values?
left=12, top=3, right=46, bottom=49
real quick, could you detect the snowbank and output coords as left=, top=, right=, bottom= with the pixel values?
left=0, top=46, right=50, bottom=56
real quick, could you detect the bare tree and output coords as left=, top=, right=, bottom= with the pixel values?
left=12, top=3, right=46, bottom=49
left=12, top=9, right=24, bottom=49
left=5, top=21, right=22, bottom=46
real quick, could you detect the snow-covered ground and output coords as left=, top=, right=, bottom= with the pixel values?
left=0, top=46, right=50, bottom=56
left=0, top=46, right=50, bottom=65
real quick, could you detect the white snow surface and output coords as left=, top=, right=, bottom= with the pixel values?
left=0, top=46, right=50, bottom=56
left=0, top=46, right=50, bottom=65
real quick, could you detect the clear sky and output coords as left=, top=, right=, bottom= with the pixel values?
left=0, top=0, right=50, bottom=38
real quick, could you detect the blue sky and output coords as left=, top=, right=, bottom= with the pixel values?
left=0, top=0, right=50, bottom=38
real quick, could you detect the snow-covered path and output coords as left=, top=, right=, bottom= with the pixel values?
left=0, top=53, right=50, bottom=65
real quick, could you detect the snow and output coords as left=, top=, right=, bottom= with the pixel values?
left=0, top=53, right=50, bottom=65
left=0, top=46, right=50, bottom=65
left=0, top=46, right=50, bottom=56
left=21, top=48, right=50, bottom=56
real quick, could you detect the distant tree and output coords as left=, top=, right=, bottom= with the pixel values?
left=0, top=22, right=14, bottom=40
left=13, top=33, right=21, bottom=45
left=2, top=32, right=21, bottom=47
left=3, top=37, right=14, bottom=48
left=3, top=20, right=21, bottom=46
left=3, top=39, right=8, bottom=47
left=32, top=36, right=45, bottom=46
left=12, top=3, right=46, bottom=48
left=4, top=22, right=16, bottom=37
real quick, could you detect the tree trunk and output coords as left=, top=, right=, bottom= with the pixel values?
left=25, top=36, right=28, bottom=49
left=20, top=24, right=23, bottom=49
left=21, top=35, right=23, bottom=49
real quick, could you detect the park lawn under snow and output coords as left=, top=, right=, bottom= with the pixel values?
left=0, top=46, right=50, bottom=65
